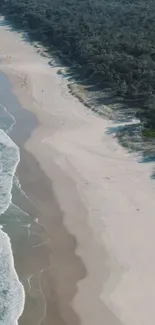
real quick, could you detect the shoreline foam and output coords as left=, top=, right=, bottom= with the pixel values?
left=1, top=16, right=155, bottom=325
left=0, top=129, right=25, bottom=325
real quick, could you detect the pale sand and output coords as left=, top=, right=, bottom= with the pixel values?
left=1, top=16, right=155, bottom=325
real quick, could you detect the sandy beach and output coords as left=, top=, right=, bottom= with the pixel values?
left=1, top=16, right=155, bottom=325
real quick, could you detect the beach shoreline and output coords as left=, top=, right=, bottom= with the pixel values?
left=9, top=85, right=88, bottom=325
left=1, top=16, right=155, bottom=325
left=0, top=19, right=117, bottom=325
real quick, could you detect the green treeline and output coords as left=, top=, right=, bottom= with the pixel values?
left=1, top=0, right=155, bottom=128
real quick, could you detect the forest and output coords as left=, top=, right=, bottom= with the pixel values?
left=1, top=0, right=155, bottom=129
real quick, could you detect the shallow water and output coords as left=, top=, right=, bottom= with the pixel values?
left=0, top=77, right=26, bottom=324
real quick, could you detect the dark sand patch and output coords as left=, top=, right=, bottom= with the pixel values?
left=0, top=72, right=86, bottom=325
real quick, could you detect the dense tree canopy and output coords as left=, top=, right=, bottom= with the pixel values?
left=1, top=0, right=155, bottom=128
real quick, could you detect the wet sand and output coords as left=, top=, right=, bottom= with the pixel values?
left=0, top=19, right=121, bottom=325
left=1, top=15, right=155, bottom=325
left=5, top=74, right=121, bottom=325
left=12, top=106, right=87, bottom=325
left=0, top=72, right=87, bottom=324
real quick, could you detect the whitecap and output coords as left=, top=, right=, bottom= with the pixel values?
left=0, top=129, right=25, bottom=325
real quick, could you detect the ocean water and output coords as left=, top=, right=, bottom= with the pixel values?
left=0, top=103, right=25, bottom=325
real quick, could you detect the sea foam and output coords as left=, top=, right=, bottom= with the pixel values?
left=0, top=129, right=25, bottom=325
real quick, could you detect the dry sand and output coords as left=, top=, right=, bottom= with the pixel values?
left=0, top=16, right=155, bottom=325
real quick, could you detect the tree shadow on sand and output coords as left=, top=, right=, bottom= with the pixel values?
left=2, top=17, right=155, bottom=180
left=106, top=120, right=155, bottom=179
